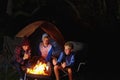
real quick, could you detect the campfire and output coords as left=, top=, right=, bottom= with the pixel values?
left=26, top=59, right=51, bottom=76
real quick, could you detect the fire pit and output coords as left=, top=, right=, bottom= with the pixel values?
left=25, top=73, right=51, bottom=80
left=24, top=58, right=52, bottom=80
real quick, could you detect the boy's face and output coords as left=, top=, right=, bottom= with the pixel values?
left=22, top=45, right=29, bottom=51
left=64, top=45, right=72, bottom=55
left=43, top=37, right=49, bottom=44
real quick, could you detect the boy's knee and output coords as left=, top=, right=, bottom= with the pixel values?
left=54, top=65, right=59, bottom=70
left=67, top=68, right=72, bottom=73
left=52, top=58, right=57, bottom=66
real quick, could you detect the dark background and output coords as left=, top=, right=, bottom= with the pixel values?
left=0, top=0, right=120, bottom=80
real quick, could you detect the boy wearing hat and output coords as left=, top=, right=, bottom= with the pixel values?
left=38, top=33, right=54, bottom=63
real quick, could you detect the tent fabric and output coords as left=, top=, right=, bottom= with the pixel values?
left=15, top=20, right=65, bottom=47
left=3, top=36, right=23, bottom=62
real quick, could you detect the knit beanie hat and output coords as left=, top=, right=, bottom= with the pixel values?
left=42, top=33, right=49, bottom=40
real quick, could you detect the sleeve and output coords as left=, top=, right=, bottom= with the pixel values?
left=46, top=45, right=54, bottom=62
left=51, top=40, right=62, bottom=58
left=14, top=46, right=23, bottom=63
left=66, top=54, right=75, bottom=67
left=56, top=52, right=64, bottom=65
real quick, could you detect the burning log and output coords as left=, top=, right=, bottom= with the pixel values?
left=26, top=56, right=51, bottom=76
left=23, top=56, right=52, bottom=80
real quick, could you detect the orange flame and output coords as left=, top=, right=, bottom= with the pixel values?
left=26, top=60, right=49, bottom=75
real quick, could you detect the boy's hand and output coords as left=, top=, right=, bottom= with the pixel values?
left=61, top=62, right=66, bottom=68
left=23, top=53, right=29, bottom=60
left=52, top=58, right=57, bottom=66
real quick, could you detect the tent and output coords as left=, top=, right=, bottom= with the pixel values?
left=3, top=20, right=88, bottom=64
left=3, top=20, right=65, bottom=61
left=15, top=20, right=65, bottom=47
left=3, top=20, right=88, bottom=62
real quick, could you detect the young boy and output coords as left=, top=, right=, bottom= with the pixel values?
left=38, top=33, right=54, bottom=63
left=53, top=41, right=75, bottom=80
left=14, top=38, right=31, bottom=80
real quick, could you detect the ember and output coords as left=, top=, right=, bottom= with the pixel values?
left=26, top=60, right=51, bottom=76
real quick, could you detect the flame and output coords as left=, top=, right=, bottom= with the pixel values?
left=27, top=60, right=49, bottom=75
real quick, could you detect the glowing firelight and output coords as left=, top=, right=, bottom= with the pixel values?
left=26, top=60, right=49, bottom=75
